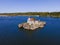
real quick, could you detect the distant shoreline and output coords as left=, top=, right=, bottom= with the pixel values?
left=0, top=12, right=60, bottom=17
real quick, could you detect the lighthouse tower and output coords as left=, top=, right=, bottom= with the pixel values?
left=27, top=18, right=35, bottom=25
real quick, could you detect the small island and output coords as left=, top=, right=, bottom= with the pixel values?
left=18, top=17, right=46, bottom=30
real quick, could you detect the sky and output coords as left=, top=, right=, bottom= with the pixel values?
left=0, top=0, right=60, bottom=13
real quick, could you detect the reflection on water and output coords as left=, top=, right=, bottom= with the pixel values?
left=18, top=28, right=43, bottom=37
left=18, top=28, right=44, bottom=45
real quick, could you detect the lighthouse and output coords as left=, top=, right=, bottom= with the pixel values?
left=27, top=18, right=35, bottom=25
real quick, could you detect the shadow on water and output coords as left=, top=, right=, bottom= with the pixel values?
left=18, top=28, right=45, bottom=45
left=18, top=27, right=43, bottom=32
left=18, top=27, right=43, bottom=37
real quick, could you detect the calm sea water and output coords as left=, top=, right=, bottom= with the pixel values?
left=0, top=16, right=60, bottom=45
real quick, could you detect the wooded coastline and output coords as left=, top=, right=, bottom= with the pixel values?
left=0, top=12, right=60, bottom=17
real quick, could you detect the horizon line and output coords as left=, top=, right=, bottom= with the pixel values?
left=0, top=11, right=60, bottom=13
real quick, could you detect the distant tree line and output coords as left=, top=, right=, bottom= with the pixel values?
left=0, top=12, right=60, bottom=17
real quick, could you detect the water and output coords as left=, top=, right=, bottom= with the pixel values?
left=0, top=16, right=60, bottom=45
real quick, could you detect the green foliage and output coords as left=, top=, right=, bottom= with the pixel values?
left=0, top=12, right=60, bottom=17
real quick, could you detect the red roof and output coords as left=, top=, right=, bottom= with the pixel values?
left=30, top=18, right=35, bottom=21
